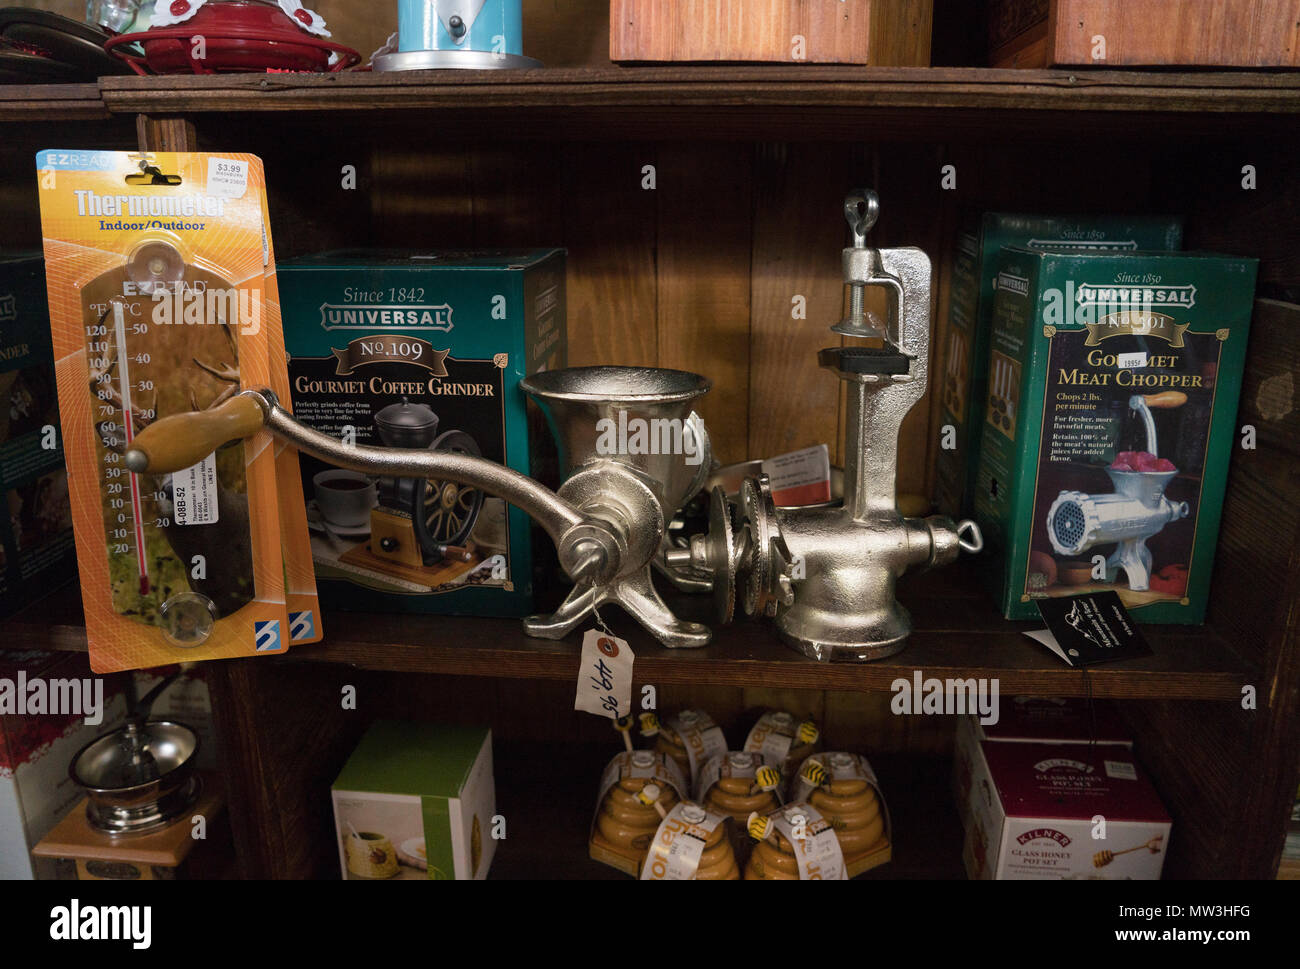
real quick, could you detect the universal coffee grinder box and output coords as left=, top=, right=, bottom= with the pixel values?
left=973, top=248, right=1258, bottom=622
left=279, top=250, right=565, bottom=616
left=0, top=254, right=76, bottom=619
left=934, top=214, right=1184, bottom=518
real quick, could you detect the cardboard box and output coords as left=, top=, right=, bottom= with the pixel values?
left=971, top=248, right=1257, bottom=622
left=0, top=253, right=76, bottom=619
left=279, top=250, right=566, bottom=617
left=0, top=650, right=126, bottom=879
left=331, top=721, right=495, bottom=880
left=953, top=697, right=1131, bottom=832
left=989, top=0, right=1300, bottom=69
left=963, top=740, right=1171, bottom=880
left=934, top=215, right=1183, bottom=518
left=610, top=0, right=933, bottom=66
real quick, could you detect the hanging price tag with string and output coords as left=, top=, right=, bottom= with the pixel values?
left=575, top=625, right=634, bottom=720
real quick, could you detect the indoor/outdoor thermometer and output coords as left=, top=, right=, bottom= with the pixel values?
left=83, top=239, right=256, bottom=644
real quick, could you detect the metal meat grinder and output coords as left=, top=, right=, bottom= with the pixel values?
left=668, top=191, right=983, bottom=661
left=126, top=365, right=716, bottom=648
left=1046, top=394, right=1189, bottom=591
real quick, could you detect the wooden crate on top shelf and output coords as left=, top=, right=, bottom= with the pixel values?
left=990, top=0, right=1300, bottom=69
left=610, top=0, right=933, bottom=65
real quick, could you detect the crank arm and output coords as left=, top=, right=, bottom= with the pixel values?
left=124, top=389, right=612, bottom=583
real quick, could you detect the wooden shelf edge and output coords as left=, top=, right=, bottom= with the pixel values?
left=0, top=576, right=1253, bottom=699
left=0, top=83, right=108, bottom=122
left=6, top=67, right=1300, bottom=122
left=94, top=66, right=1300, bottom=115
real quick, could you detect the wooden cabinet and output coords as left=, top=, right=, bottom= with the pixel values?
left=2, top=61, right=1298, bottom=880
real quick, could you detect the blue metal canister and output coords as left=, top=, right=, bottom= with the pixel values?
left=377, top=0, right=540, bottom=69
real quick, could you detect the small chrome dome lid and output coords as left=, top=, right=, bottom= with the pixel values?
left=70, top=718, right=199, bottom=793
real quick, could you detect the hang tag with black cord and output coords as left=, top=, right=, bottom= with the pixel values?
left=575, top=628, right=634, bottom=719
left=1025, top=591, right=1152, bottom=667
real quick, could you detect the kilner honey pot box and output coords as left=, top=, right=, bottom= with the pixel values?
left=278, top=250, right=566, bottom=617
left=972, top=248, right=1258, bottom=623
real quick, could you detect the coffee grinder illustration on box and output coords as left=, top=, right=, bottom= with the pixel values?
left=294, top=351, right=509, bottom=594
left=280, top=249, right=565, bottom=617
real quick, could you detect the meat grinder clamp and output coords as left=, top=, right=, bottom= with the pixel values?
left=673, top=190, right=984, bottom=661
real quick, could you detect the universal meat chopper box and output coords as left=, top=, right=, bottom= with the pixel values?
left=962, top=739, right=1171, bottom=880
left=932, top=213, right=1184, bottom=520
left=331, top=721, right=495, bottom=880
left=0, top=253, right=77, bottom=619
left=971, top=247, right=1258, bottom=622
left=278, top=250, right=566, bottom=617
left=952, top=696, right=1132, bottom=834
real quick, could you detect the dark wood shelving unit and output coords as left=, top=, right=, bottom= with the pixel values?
left=2, top=51, right=1298, bottom=881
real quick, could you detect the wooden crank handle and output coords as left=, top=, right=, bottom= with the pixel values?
left=1142, top=391, right=1187, bottom=409
left=124, top=394, right=267, bottom=474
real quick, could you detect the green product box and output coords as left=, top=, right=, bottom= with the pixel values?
left=0, top=254, right=75, bottom=619
left=332, top=721, right=496, bottom=880
left=972, top=247, right=1258, bottom=623
left=934, top=214, right=1184, bottom=518
left=278, top=249, right=566, bottom=617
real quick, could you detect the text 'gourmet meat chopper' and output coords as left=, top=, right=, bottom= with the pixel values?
left=669, top=191, right=984, bottom=661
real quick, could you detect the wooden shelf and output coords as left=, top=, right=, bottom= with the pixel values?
left=4, top=67, right=1300, bottom=132
left=2, top=563, right=1253, bottom=699
left=0, top=83, right=107, bottom=122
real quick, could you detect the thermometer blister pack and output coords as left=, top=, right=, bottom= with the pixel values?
left=36, top=150, right=320, bottom=672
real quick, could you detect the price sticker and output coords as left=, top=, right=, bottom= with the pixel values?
left=172, top=453, right=219, bottom=525
left=207, top=157, right=249, bottom=199
left=575, top=629, right=634, bottom=720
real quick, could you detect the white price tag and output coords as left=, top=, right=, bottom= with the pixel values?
left=575, top=629, right=634, bottom=719
left=171, top=454, right=219, bottom=525
left=1116, top=351, right=1148, bottom=370
left=207, top=157, right=249, bottom=199
left=761, top=444, right=831, bottom=506
left=1104, top=759, right=1138, bottom=780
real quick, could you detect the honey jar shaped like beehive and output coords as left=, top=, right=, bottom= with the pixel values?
left=794, top=752, right=892, bottom=877
left=744, top=804, right=847, bottom=880
left=589, top=750, right=688, bottom=877
left=654, top=709, right=727, bottom=786
left=641, top=802, right=740, bottom=881
left=699, top=751, right=783, bottom=822
left=743, top=710, right=821, bottom=777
